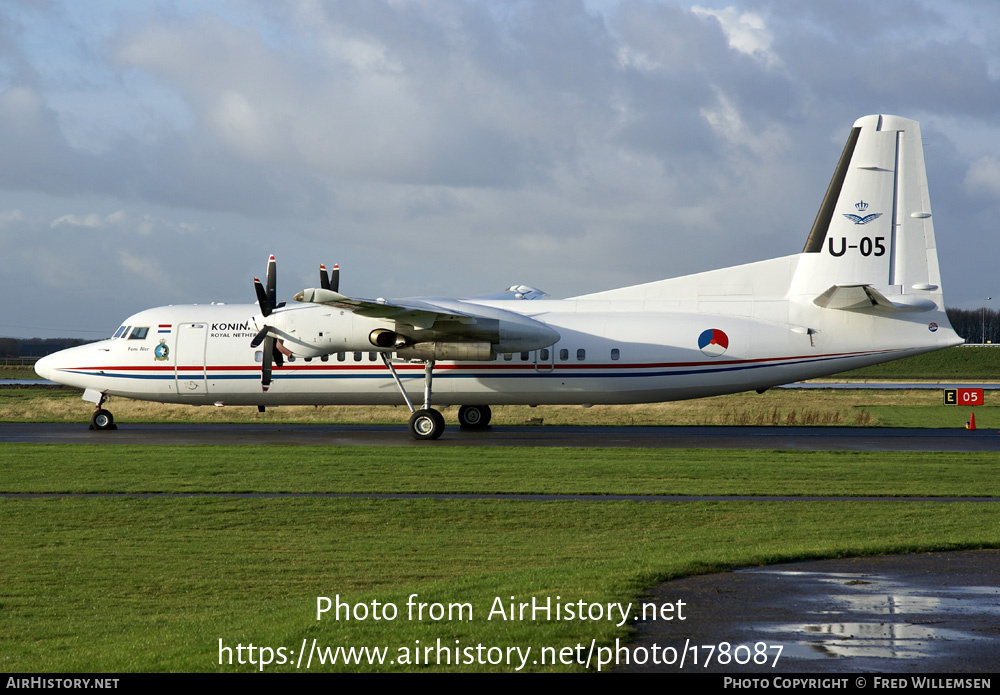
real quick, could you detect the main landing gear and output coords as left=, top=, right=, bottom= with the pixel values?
left=408, top=408, right=445, bottom=440
left=380, top=355, right=492, bottom=440
left=381, top=355, right=446, bottom=440
left=457, top=404, right=492, bottom=430
left=407, top=404, right=492, bottom=439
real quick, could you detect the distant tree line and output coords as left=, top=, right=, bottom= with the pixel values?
left=946, top=308, right=1000, bottom=344
left=0, top=337, right=92, bottom=358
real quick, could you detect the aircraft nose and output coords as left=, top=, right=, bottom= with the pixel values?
left=34, top=354, right=55, bottom=381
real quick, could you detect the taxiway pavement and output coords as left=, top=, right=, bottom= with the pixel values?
left=4, top=422, right=1000, bottom=450
left=618, top=550, right=1000, bottom=673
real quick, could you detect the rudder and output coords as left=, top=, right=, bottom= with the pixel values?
left=792, top=115, right=941, bottom=306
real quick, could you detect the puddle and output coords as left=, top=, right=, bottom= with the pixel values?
left=738, top=568, right=1000, bottom=661
left=831, top=594, right=1000, bottom=615
left=760, top=622, right=974, bottom=660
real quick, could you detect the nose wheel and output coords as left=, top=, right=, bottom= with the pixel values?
left=86, top=391, right=117, bottom=430
left=90, top=408, right=116, bottom=431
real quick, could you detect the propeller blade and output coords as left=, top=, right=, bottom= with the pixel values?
left=266, top=254, right=277, bottom=309
left=261, top=336, right=273, bottom=391
left=273, top=339, right=285, bottom=369
left=330, top=263, right=340, bottom=293
left=320, top=264, right=330, bottom=291
left=250, top=325, right=269, bottom=349
left=254, top=277, right=272, bottom=318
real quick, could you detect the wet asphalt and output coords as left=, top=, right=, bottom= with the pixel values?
left=617, top=550, right=1000, bottom=673
left=5, top=422, right=1000, bottom=451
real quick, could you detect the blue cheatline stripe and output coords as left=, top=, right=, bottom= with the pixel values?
left=58, top=351, right=890, bottom=382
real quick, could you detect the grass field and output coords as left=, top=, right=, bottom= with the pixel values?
left=835, top=345, right=1000, bottom=380
left=5, top=445, right=1000, bottom=496
left=0, top=364, right=37, bottom=379
left=3, top=384, right=996, bottom=429
left=2, top=445, right=1000, bottom=672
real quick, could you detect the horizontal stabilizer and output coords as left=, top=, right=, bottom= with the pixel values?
left=813, top=284, right=936, bottom=312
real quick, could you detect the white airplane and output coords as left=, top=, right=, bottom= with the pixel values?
left=35, top=115, right=963, bottom=439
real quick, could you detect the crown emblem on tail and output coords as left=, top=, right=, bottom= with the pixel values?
left=843, top=200, right=881, bottom=225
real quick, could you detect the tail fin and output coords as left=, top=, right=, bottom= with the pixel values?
left=791, top=115, right=943, bottom=310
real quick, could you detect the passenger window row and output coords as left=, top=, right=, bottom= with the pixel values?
left=500, top=348, right=621, bottom=362
left=255, top=352, right=383, bottom=364
left=298, top=352, right=379, bottom=363
left=253, top=349, right=623, bottom=364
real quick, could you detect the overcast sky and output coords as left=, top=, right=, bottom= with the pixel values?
left=1, top=0, right=998, bottom=338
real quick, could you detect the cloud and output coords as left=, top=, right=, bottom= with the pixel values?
left=0, top=0, right=999, bottom=337
left=116, top=249, right=174, bottom=292
left=49, top=209, right=200, bottom=237
left=0, top=209, right=25, bottom=227
left=51, top=213, right=109, bottom=229
left=965, top=156, right=1000, bottom=199
left=692, top=5, right=780, bottom=68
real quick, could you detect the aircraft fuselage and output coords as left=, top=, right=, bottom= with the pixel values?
left=35, top=293, right=954, bottom=409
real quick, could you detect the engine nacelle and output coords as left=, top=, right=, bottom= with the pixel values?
left=369, top=329, right=407, bottom=349
left=270, top=308, right=398, bottom=357
left=395, top=342, right=494, bottom=361
left=275, top=294, right=559, bottom=358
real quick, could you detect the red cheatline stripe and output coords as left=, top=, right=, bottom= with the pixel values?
left=62, top=348, right=901, bottom=375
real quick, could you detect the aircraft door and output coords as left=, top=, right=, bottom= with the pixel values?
left=534, top=348, right=554, bottom=372
left=174, top=323, right=208, bottom=395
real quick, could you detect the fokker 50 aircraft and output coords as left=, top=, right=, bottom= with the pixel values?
left=36, top=115, right=963, bottom=439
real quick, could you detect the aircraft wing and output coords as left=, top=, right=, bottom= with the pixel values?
left=293, top=286, right=560, bottom=353
left=295, top=287, right=487, bottom=329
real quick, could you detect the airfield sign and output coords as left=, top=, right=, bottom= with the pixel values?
left=944, top=388, right=984, bottom=406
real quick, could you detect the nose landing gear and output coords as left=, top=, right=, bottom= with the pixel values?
left=87, top=392, right=117, bottom=430
left=90, top=408, right=116, bottom=431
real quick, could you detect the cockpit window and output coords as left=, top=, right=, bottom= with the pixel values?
left=128, top=327, right=149, bottom=340
left=112, top=325, right=130, bottom=339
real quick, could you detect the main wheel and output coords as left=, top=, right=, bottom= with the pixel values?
left=90, top=409, right=116, bottom=431
left=409, top=408, right=445, bottom=440
left=457, top=404, right=492, bottom=430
